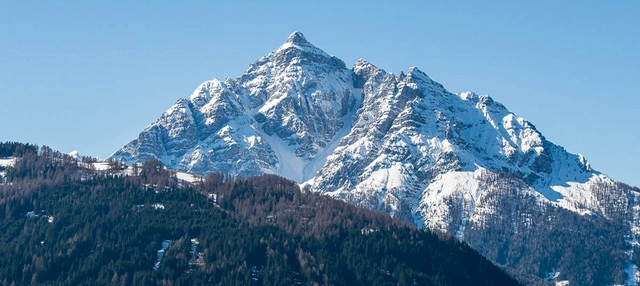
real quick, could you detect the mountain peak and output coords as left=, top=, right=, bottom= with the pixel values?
left=407, top=66, right=423, bottom=75
left=353, top=58, right=374, bottom=69
left=275, top=31, right=329, bottom=57
left=109, top=31, right=637, bottom=285
left=406, top=66, right=434, bottom=83
left=285, top=31, right=308, bottom=44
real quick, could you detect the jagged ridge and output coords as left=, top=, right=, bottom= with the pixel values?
left=110, top=32, right=640, bottom=285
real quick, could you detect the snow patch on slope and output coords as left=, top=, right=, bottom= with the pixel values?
left=549, top=174, right=616, bottom=216
left=0, top=157, right=16, bottom=168
left=260, top=132, right=307, bottom=182
left=302, top=88, right=363, bottom=184
left=0, top=158, right=12, bottom=178
left=176, top=171, right=202, bottom=184
left=263, top=88, right=360, bottom=184
left=419, top=168, right=484, bottom=237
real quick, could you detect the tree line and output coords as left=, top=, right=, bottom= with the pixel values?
left=0, top=142, right=521, bottom=285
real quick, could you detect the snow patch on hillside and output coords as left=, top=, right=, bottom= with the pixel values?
left=419, top=168, right=484, bottom=236
left=0, top=157, right=14, bottom=179
left=176, top=171, right=202, bottom=183
left=301, top=87, right=363, bottom=183
left=260, top=132, right=306, bottom=182
left=0, top=157, right=16, bottom=168
left=92, top=162, right=110, bottom=171
left=549, top=174, right=614, bottom=216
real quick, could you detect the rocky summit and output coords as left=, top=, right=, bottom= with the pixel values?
left=111, top=32, right=640, bottom=285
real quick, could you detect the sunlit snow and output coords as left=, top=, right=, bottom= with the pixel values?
left=0, top=157, right=16, bottom=168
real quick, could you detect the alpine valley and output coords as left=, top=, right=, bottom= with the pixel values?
left=111, top=32, right=640, bottom=285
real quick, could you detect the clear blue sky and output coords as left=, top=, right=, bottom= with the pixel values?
left=1, top=1, right=638, bottom=187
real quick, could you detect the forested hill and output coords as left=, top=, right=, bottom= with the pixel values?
left=0, top=143, right=522, bottom=285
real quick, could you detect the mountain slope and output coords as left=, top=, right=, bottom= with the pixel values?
left=110, top=32, right=640, bottom=285
left=0, top=142, right=521, bottom=285
left=111, top=32, right=357, bottom=182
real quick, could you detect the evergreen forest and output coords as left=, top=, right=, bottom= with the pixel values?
left=0, top=142, right=521, bottom=285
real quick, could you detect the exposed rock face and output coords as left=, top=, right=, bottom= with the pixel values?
left=111, top=32, right=640, bottom=285
left=111, top=32, right=357, bottom=180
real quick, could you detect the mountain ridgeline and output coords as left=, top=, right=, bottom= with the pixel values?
left=0, top=143, right=520, bottom=285
left=108, top=32, right=640, bottom=285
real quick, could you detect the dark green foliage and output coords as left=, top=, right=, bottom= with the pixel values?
left=0, top=144, right=521, bottom=285
left=0, top=142, right=38, bottom=157
left=209, top=174, right=519, bottom=285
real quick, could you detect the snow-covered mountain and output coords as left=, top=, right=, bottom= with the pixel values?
left=111, top=32, right=640, bottom=285
left=111, top=32, right=356, bottom=182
